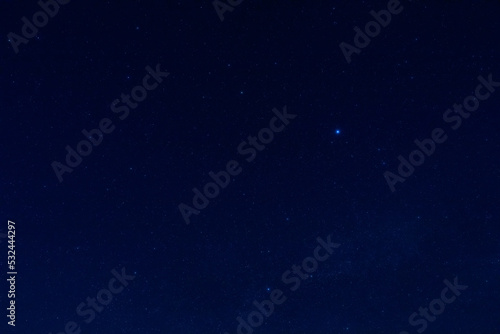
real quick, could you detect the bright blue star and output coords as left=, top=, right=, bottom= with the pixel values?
left=335, top=129, right=341, bottom=135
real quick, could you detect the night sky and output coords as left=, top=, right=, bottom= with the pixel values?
left=1, top=0, right=500, bottom=333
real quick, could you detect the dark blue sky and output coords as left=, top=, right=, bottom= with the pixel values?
left=1, top=1, right=499, bottom=333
